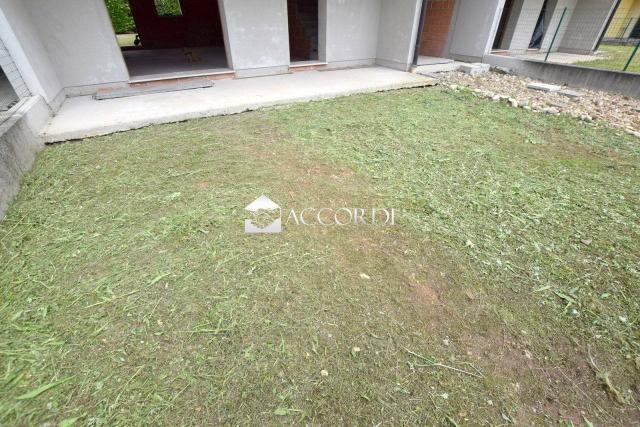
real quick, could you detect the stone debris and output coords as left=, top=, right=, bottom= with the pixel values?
left=542, top=107, right=560, bottom=115
left=493, top=66, right=512, bottom=75
left=438, top=71, right=640, bottom=136
left=558, top=89, right=584, bottom=99
left=459, top=62, right=490, bottom=77
left=527, top=82, right=561, bottom=92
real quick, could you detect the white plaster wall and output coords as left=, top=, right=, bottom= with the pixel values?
left=558, top=0, right=616, bottom=53
left=540, top=0, right=577, bottom=52
left=325, top=0, right=381, bottom=66
left=25, top=0, right=129, bottom=89
left=449, top=0, right=506, bottom=61
left=497, top=0, right=525, bottom=50
left=0, top=0, right=62, bottom=106
left=508, top=0, right=545, bottom=53
left=376, top=0, right=422, bottom=70
left=219, top=0, right=290, bottom=76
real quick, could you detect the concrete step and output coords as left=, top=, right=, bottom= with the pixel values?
left=416, top=56, right=454, bottom=66
left=459, top=62, right=490, bottom=76
left=527, top=82, right=561, bottom=92
left=95, top=79, right=214, bottom=100
left=413, top=61, right=462, bottom=74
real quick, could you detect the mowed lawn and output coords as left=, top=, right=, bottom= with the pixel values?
left=1, top=88, right=639, bottom=426
left=116, top=33, right=136, bottom=48
left=576, top=44, right=640, bottom=73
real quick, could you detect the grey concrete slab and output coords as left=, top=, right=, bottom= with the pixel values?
left=413, top=62, right=462, bottom=74
left=43, top=67, right=435, bottom=143
left=515, top=52, right=602, bottom=64
left=417, top=56, right=454, bottom=66
left=459, top=63, right=490, bottom=76
left=558, top=89, right=584, bottom=98
left=527, top=82, right=562, bottom=92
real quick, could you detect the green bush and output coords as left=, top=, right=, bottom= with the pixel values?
left=154, top=0, right=183, bottom=16
left=105, top=0, right=136, bottom=34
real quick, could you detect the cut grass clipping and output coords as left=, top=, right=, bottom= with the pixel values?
left=1, top=87, right=639, bottom=425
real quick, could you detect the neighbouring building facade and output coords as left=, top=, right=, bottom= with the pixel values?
left=605, top=0, right=640, bottom=39
left=486, top=0, right=619, bottom=55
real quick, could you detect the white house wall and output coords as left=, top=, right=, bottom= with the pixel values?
left=538, top=0, right=578, bottom=52
left=496, top=0, right=525, bottom=50
left=558, top=0, right=617, bottom=53
left=25, top=0, right=129, bottom=93
left=1, top=0, right=459, bottom=99
left=219, top=0, right=290, bottom=78
left=325, top=0, right=381, bottom=68
left=0, top=0, right=62, bottom=109
left=449, top=0, right=505, bottom=61
left=376, top=0, right=422, bottom=70
left=508, top=0, right=545, bottom=53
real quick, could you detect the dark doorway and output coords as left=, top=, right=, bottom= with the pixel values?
left=287, top=0, right=319, bottom=62
left=529, top=0, right=551, bottom=49
left=106, top=0, right=229, bottom=81
left=493, top=0, right=516, bottom=50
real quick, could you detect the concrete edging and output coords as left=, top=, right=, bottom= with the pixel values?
left=483, top=54, right=640, bottom=98
left=0, top=96, right=50, bottom=219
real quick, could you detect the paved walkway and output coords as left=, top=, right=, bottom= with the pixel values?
left=515, top=52, right=601, bottom=64
left=43, top=67, right=434, bottom=142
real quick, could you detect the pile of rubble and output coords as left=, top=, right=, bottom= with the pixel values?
left=437, top=69, right=640, bottom=137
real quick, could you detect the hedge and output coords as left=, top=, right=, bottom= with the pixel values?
left=105, top=0, right=136, bottom=34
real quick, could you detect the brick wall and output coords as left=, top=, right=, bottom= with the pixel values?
left=419, top=0, right=456, bottom=57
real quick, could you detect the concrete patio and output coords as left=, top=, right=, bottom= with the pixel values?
left=42, top=67, right=435, bottom=143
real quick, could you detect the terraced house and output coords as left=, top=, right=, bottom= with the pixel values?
left=0, top=0, right=618, bottom=110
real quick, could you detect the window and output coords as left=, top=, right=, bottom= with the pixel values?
left=0, top=67, right=19, bottom=113
left=154, top=0, right=183, bottom=17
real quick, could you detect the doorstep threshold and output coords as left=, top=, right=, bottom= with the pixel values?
left=289, top=61, right=327, bottom=68
left=95, top=79, right=214, bottom=100
left=129, top=68, right=234, bottom=84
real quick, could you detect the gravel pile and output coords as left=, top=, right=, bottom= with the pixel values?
left=438, top=70, right=640, bottom=137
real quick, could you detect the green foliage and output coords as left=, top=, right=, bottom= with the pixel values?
left=154, top=0, right=183, bottom=16
left=105, top=0, right=135, bottom=34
